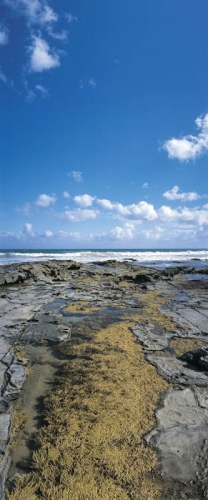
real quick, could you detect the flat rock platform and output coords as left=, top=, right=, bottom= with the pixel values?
left=0, top=260, right=208, bottom=499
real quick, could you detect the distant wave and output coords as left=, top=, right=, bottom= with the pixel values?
left=0, top=249, right=208, bottom=267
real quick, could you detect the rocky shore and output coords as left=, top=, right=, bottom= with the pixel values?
left=0, top=260, right=208, bottom=499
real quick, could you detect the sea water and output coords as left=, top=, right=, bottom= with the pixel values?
left=0, top=248, right=207, bottom=269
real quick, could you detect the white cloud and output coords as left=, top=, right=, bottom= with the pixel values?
left=0, top=69, right=7, bottom=83
left=65, top=12, right=78, bottom=23
left=97, top=199, right=114, bottom=210
left=158, top=204, right=208, bottom=226
left=163, top=114, right=208, bottom=161
left=110, top=222, right=136, bottom=240
left=124, top=201, right=157, bottom=220
left=29, top=36, right=60, bottom=72
left=163, top=185, right=202, bottom=202
left=0, top=26, right=9, bottom=45
left=35, top=84, right=48, bottom=95
left=141, top=226, right=199, bottom=242
left=74, top=194, right=95, bottom=207
left=97, top=198, right=157, bottom=221
left=23, top=222, right=34, bottom=236
left=62, top=209, right=99, bottom=222
left=36, top=193, right=57, bottom=207
left=89, top=78, right=96, bottom=88
left=142, top=182, right=148, bottom=189
left=5, top=0, right=58, bottom=26
left=142, top=226, right=164, bottom=241
left=47, top=27, right=68, bottom=41
left=68, top=171, right=83, bottom=182
left=44, top=230, right=53, bottom=237
left=62, top=191, right=70, bottom=199
left=15, top=202, right=31, bottom=214
left=158, top=205, right=179, bottom=222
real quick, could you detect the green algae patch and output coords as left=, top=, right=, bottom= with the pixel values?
left=7, top=317, right=168, bottom=500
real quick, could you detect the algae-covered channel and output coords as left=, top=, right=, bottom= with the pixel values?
left=6, top=298, right=169, bottom=499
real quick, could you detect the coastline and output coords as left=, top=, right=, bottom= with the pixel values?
left=0, top=259, right=208, bottom=499
left=0, top=248, right=208, bottom=267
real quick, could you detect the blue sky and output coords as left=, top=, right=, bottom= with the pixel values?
left=0, top=0, right=208, bottom=249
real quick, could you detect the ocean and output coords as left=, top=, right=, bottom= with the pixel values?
left=0, top=249, right=208, bottom=269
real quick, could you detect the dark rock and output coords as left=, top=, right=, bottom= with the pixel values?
left=180, top=348, right=208, bottom=372
left=122, top=273, right=152, bottom=284
left=17, top=273, right=26, bottom=282
left=50, top=269, right=57, bottom=277
left=134, top=274, right=152, bottom=284
left=67, top=263, right=81, bottom=270
left=0, top=399, right=11, bottom=414
left=0, top=449, right=10, bottom=500
left=91, top=260, right=117, bottom=267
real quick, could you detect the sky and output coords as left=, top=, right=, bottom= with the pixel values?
left=0, top=0, right=208, bottom=249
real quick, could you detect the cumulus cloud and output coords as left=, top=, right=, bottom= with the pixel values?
left=163, top=114, right=208, bottom=161
left=74, top=194, right=95, bottom=207
left=29, top=36, right=60, bottom=72
left=110, top=222, right=136, bottom=240
left=36, top=193, right=57, bottom=207
left=158, top=204, right=208, bottom=226
left=142, top=226, right=164, bottom=241
left=97, top=198, right=157, bottom=221
left=97, top=199, right=114, bottom=210
left=68, top=171, right=83, bottom=182
left=158, top=205, right=179, bottom=222
left=97, top=195, right=208, bottom=228
left=163, top=185, right=203, bottom=202
left=0, top=26, right=9, bottom=45
left=142, top=182, right=148, bottom=189
left=62, top=209, right=99, bottom=222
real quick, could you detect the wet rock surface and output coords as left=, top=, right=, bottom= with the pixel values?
left=0, top=260, right=208, bottom=498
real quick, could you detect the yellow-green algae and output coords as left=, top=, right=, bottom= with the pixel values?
left=10, top=410, right=28, bottom=449
left=170, top=337, right=205, bottom=356
left=7, top=313, right=168, bottom=500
